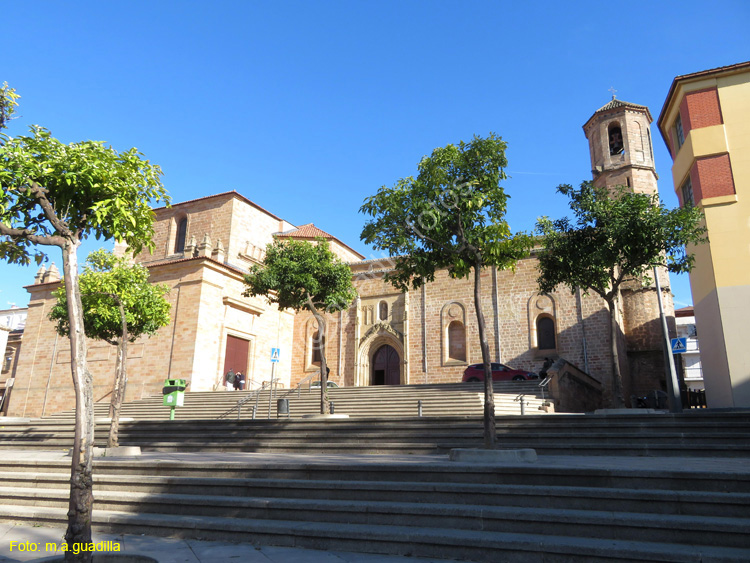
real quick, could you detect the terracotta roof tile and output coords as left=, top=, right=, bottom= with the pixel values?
left=279, top=223, right=335, bottom=239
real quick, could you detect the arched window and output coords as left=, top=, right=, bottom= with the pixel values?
left=174, top=217, right=187, bottom=254
left=608, top=123, right=624, bottom=155
left=379, top=301, right=388, bottom=321
left=447, top=320, right=466, bottom=362
left=537, top=316, right=556, bottom=350
left=311, top=330, right=324, bottom=364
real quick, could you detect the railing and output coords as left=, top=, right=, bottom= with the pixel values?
left=538, top=373, right=554, bottom=404
left=682, top=388, right=707, bottom=409
left=277, top=371, right=326, bottom=402
left=513, top=394, right=527, bottom=415
left=216, top=378, right=279, bottom=420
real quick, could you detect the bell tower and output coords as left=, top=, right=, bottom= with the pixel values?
left=582, top=97, right=676, bottom=404
left=583, top=96, right=658, bottom=195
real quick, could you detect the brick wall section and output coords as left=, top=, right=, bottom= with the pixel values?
left=291, top=256, right=621, bottom=399
left=692, top=154, right=736, bottom=200
left=682, top=88, right=723, bottom=135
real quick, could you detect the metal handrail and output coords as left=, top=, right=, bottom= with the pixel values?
left=538, top=373, right=554, bottom=404
left=278, top=371, right=319, bottom=400
left=216, top=378, right=278, bottom=420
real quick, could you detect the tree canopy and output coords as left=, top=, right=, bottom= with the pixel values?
left=244, top=238, right=356, bottom=413
left=0, top=125, right=166, bottom=265
left=536, top=181, right=707, bottom=406
left=360, top=134, right=532, bottom=447
left=361, top=133, right=531, bottom=290
left=49, top=249, right=171, bottom=345
left=536, top=182, right=707, bottom=298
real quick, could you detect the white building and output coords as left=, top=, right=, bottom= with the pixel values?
left=675, top=306, right=703, bottom=391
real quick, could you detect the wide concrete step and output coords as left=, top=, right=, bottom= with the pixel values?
left=2, top=471, right=748, bottom=518
left=4, top=458, right=749, bottom=493
left=1, top=505, right=747, bottom=562
left=3, top=485, right=749, bottom=550
left=3, top=416, right=748, bottom=457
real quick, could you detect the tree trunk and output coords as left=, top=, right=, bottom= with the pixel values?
left=474, top=262, right=496, bottom=448
left=62, top=240, right=94, bottom=563
left=307, top=295, right=329, bottom=415
left=607, top=297, right=625, bottom=408
left=108, top=299, right=128, bottom=448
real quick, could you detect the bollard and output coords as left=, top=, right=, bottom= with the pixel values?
left=417, top=400, right=423, bottom=417
left=520, top=398, right=526, bottom=416
left=252, top=405, right=257, bottom=420
left=330, top=402, right=335, bottom=414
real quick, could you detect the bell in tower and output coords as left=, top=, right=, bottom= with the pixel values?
left=582, top=95, right=658, bottom=196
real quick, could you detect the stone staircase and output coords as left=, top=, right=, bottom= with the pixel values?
left=0, top=453, right=747, bottom=561
left=0, top=381, right=749, bottom=560
left=1, top=410, right=749, bottom=457
left=44, top=381, right=548, bottom=421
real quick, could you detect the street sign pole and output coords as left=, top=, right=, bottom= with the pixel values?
left=268, top=347, right=280, bottom=419
left=654, top=266, right=683, bottom=413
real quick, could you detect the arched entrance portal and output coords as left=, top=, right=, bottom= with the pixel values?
left=372, top=344, right=400, bottom=385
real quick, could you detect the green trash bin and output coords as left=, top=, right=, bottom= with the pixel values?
left=163, top=379, right=187, bottom=408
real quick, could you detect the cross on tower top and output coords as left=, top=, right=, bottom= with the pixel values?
left=608, top=86, right=617, bottom=99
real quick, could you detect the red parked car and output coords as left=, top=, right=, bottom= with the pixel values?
left=462, top=363, right=538, bottom=382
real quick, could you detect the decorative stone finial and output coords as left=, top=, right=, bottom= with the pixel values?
left=198, top=233, right=212, bottom=257
left=34, top=265, right=47, bottom=284
left=184, top=234, right=197, bottom=258
left=43, top=263, right=61, bottom=283
left=212, top=239, right=225, bottom=263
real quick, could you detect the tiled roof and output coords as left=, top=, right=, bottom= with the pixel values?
left=276, top=224, right=365, bottom=260
left=583, top=96, right=653, bottom=130
left=279, top=223, right=335, bottom=240
left=595, top=97, right=650, bottom=114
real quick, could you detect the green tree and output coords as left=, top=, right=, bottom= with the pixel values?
left=536, top=181, right=707, bottom=407
left=243, top=238, right=356, bottom=414
left=0, top=87, right=168, bottom=562
left=360, top=134, right=532, bottom=448
left=49, top=249, right=171, bottom=448
left=0, top=83, right=19, bottom=130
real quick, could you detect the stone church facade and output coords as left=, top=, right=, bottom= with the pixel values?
left=7, top=100, right=674, bottom=417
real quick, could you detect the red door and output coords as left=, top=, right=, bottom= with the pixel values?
left=223, top=335, right=249, bottom=376
left=372, top=345, right=400, bottom=385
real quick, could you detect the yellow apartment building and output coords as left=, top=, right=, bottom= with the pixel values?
left=658, top=61, right=750, bottom=407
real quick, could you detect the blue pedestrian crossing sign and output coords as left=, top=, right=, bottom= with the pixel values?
left=271, top=347, right=281, bottom=363
left=670, top=338, right=687, bottom=354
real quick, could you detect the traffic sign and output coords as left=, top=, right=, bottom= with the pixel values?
left=670, top=338, right=687, bottom=354
left=271, top=347, right=281, bottom=363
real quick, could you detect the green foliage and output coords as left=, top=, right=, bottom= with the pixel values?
left=49, top=249, right=171, bottom=344
left=360, top=133, right=533, bottom=288
left=0, top=83, right=20, bottom=130
left=243, top=238, right=357, bottom=313
left=536, top=181, right=708, bottom=300
left=0, top=125, right=169, bottom=265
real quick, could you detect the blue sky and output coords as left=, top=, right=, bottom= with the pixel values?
left=2, top=0, right=749, bottom=310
